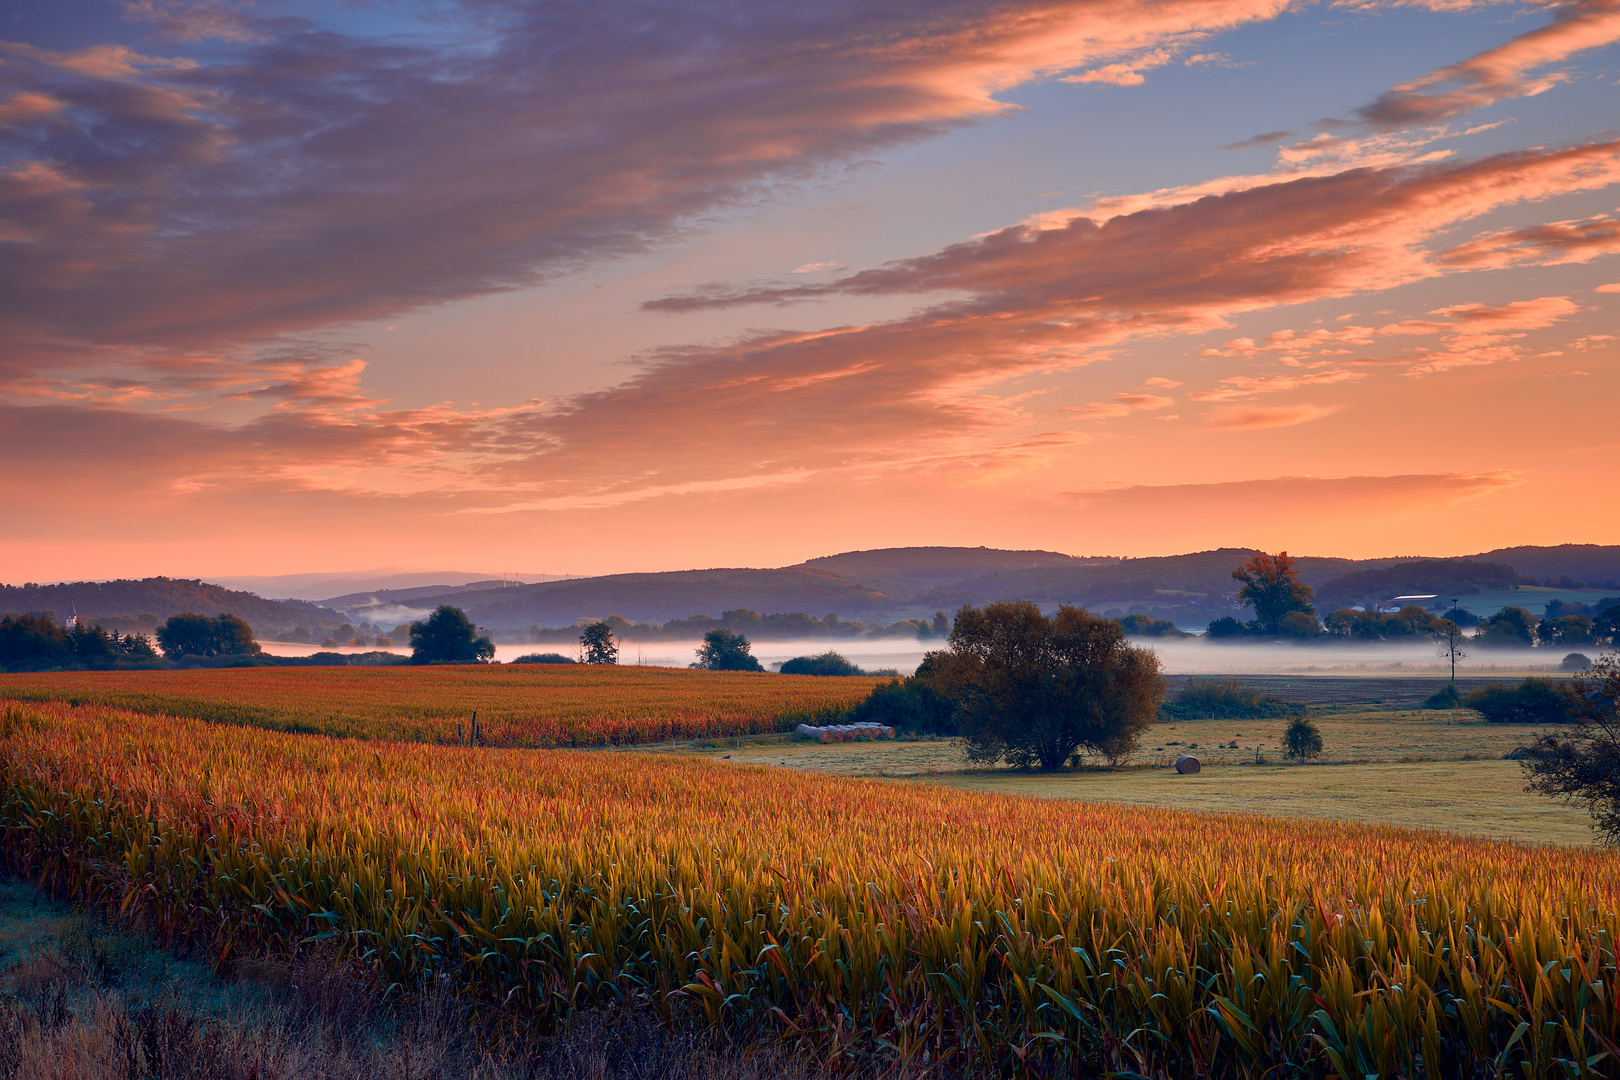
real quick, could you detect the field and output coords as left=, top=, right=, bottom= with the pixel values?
left=5, top=699, right=1620, bottom=1076
left=0, top=665, right=882, bottom=747
left=1450, top=584, right=1617, bottom=619
left=677, top=705, right=1596, bottom=846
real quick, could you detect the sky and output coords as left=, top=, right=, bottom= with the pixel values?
left=2, top=0, right=1617, bottom=581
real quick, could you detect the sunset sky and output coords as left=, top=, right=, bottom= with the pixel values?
left=3, top=0, right=1618, bottom=581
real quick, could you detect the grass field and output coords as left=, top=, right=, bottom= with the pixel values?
left=1450, top=584, right=1618, bottom=618
left=6, top=698, right=1620, bottom=1076
left=0, top=665, right=881, bottom=747
left=683, top=707, right=1589, bottom=845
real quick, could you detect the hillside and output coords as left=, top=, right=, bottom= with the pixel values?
left=1473, top=545, right=1620, bottom=588
left=1313, top=559, right=1533, bottom=610
left=0, top=578, right=344, bottom=636
left=358, top=567, right=896, bottom=628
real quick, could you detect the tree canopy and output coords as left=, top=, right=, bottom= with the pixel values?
left=155, top=612, right=261, bottom=660
left=927, top=601, right=1163, bottom=771
left=692, top=628, right=763, bottom=671
left=408, top=605, right=495, bottom=665
left=1232, top=552, right=1317, bottom=635
left=579, top=621, right=619, bottom=665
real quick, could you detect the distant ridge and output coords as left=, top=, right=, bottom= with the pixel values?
left=17, top=544, right=1619, bottom=638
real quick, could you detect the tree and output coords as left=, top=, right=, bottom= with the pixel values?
left=1475, top=606, right=1537, bottom=648
left=408, top=605, right=494, bottom=665
left=1519, top=652, right=1620, bottom=842
left=1465, top=678, right=1572, bottom=724
left=1283, top=716, right=1323, bottom=762
left=692, top=628, right=763, bottom=671
left=156, top=612, right=262, bottom=660
left=579, top=621, right=619, bottom=665
left=780, top=651, right=864, bottom=676
left=1231, top=552, right=1316, bottom=635
left=927, top=601, right=1163, bottom=772
left=1434, top=619, right=1467, bottom=686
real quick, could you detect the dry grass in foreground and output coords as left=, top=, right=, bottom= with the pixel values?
left=0, top=875, right=816, bottom=1080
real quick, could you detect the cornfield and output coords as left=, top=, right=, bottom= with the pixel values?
left=0, top=665, right=880, bottom=746
left=4, top=699, right=1620, bottom=1077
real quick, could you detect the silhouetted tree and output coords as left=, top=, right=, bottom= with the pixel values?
left=156, top=612, right=261, bottom=660
left=1475, top=606, right=1538, bottom=648
left=928, top=601, right=1163, bottom=772
left=1232, top=552, right=1316, bottom=635
left=1283, top=716, right=1323, bottom=762
left=780, top=651, right=863, bottom=676
left=409, top=605, right=494, bottom=665
left=692, top=628, right=763, bottom=671
left=1519, top=653, right=1620, bottom=842
left=1434, top=619, right=1467, bottom=686
left=579, top=621, right=619, bottom=665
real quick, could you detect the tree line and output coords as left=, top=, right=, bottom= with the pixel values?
left=1204, top=552, right=1620, bottom=648
left=0, top=610, right=267, bottom=671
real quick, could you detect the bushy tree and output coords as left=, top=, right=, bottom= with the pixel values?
left=1120, top=614, right=1189, bottom=638
left=579, top=621, right=619, bottom=665
left=848, top=655, right=958, bottom=734
left=1232, top=552, right=1316, bottom=636
left=1519, top=653, right=1620, bottom=842
left=1283, top=716, right=1323, bottom=762
left=692, top=628, right=763, bottom=671
left=156, top=612, right=262, bottom=660
left=1465, top=678, right=1573, bottom=724
left=511, top=652, right=576, bottom=664
left=780, top=651, right=863, bottom=676
left=408, top=605, right=494, bottom=665
left=1475, top=606, right=1538, bottom=648
left=929, top=601, right=1163, bottom=771
left=1160, top=678, right=1303, bottom=720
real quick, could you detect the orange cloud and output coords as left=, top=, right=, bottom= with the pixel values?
left=1203, top=403, right=1340, bottom=429
left=1065, top=393, right=1176, bottom=419
left=1354, top=0, right=1620, bottom=128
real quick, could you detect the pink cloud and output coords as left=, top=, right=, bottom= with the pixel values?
left=1189, top=370, right=1368, bottom=401
left=0, top=0, right=1303, bottom=389
left=1065, top=392, right=1176, bottom=419
left=1354, top=0, right=1620, bottom=128
left=1441, top=215, right=1620, bottom=268
left=1203, top=403, right=1340, bottom=429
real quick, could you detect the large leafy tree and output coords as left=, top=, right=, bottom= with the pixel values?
left=692, top=628, right=763, bottom=672
left=1232, top=552, right=1316, bottom=635
left=409, top=605, right=495, bottom=665
left=156, top=612, right=262, bottom=660
left=579, top=621, right=619, bottom=665
left=929, top=601, right=1163, bottom=772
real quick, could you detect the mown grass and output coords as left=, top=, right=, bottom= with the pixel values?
left=0, top=665, right=881, bottom=747
left=5, top=699, right=1620, bottom=1076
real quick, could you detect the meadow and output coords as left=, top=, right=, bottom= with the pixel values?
left=0, top=665, right=881, bottom=747
left=4, top=699, right=1620, bottom=1076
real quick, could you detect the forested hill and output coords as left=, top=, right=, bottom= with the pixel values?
left=0, top=578, right=344, bottom=636
left=337, top=544, right=1620, bottom=631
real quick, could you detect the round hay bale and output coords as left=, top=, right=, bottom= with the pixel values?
left=1175, top=755, right=1202, bottom=775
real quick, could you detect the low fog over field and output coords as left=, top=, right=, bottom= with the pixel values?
left=504, top=638, right=1557, bottom=677
left=257, top=634, right=1562, bottom=676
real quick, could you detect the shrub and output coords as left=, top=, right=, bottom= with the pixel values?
left=1422, top=683, right=1463, bottom=709
left=780, top=651, right=864, bottom=676
left=1563, top=652, right=1594, bottom=672
left=1160, top=678, right=1304, bottom=720
left=1283, top=716, right=1323, bottom=762
left=846, top=673, right=958, bottom=735
left=1119, top=614, right=1189, bottom=639
left=511, top=652, right=577, bottom=664
left=1204, top=616, right=1253, bottom=640
left=1464, top=678, right=1574, bottom=724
